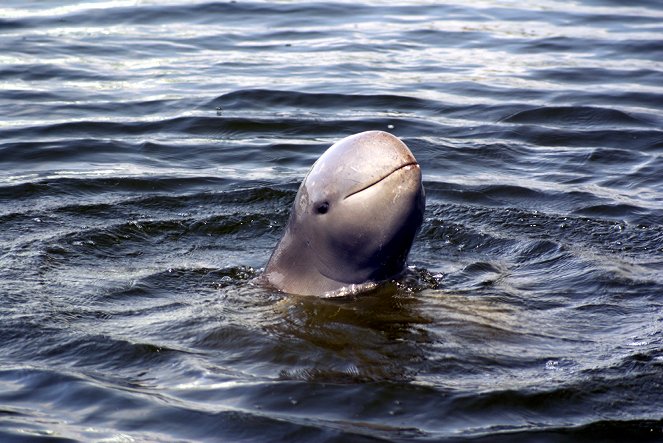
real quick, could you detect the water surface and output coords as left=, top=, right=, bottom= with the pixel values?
left=1, top=0, right=663, bottom=441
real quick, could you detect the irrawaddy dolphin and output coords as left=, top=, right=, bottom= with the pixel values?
left=264, top=130, right=425, bottom=296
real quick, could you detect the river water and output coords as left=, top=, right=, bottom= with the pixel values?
left=1, top=1, right=663, bottom=441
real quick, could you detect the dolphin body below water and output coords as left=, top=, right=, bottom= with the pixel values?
left=264, top=131, right=425, bottom=296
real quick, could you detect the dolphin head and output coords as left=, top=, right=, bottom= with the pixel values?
left=265, top=131, right=425, bottom=296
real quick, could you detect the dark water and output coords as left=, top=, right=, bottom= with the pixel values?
left=2, top=0, right=663, bottom=441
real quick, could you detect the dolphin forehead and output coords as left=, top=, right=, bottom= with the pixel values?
left=305, top=131, right=417, bottom=199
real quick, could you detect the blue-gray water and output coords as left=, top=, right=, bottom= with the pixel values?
left=1, top=1, right=663, bottom=441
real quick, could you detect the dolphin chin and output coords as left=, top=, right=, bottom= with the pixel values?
left=264, top=130, right=425, bottom=296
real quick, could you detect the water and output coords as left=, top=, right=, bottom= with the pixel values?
left=1, top=0, right=663, bottom=441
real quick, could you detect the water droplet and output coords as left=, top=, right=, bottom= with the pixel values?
left=545, top=360, right=559, bottom=370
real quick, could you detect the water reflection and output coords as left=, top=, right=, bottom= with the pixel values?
left=267, top=284, right=431, bottom=382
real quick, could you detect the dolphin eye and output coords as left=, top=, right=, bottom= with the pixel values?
left=315, top=201, right=329, bottom=214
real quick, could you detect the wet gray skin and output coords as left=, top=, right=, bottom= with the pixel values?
left=264, top=131, right=425, bottom=296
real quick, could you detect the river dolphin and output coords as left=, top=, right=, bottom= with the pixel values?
left=264, top=131, right=425, bottom=296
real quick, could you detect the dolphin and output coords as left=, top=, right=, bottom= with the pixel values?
left=264, top=130, right=425, bottom=296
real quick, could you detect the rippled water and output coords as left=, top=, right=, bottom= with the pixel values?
left=2, top=1, right=663, bottom=441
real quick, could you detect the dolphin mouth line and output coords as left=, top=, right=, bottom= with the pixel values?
left=343, top=162, right=419, bottom=200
